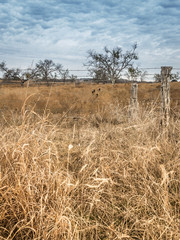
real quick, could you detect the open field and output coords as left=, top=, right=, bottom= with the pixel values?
left=1, top=83, right=180, bottom=239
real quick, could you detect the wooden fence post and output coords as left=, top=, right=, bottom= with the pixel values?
left=161, top=66, right=172, bottom=127
left=130, top=82, right=138, bottom=118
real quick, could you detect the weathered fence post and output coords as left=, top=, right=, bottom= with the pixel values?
left=161, top=66, right=172, bottom=127
left=130, top=82, right=138, bottom=118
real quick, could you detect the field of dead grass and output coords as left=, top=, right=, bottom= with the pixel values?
left=1, top=83, right=180, bottom=239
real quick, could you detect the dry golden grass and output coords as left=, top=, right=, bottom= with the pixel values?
left=0, top=83, right=180, bottom=239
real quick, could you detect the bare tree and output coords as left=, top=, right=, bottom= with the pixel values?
left=61, top=69, right=70, bottom=83
left=154, top=73, right=161, bottom=83
left=170, top=72, right=180, bottom=82
left=85, top=44, right=138, bottom=84
left=139, top=70, right=148, bottom=82
left=0, top=61, right=7, bottom=74
left=93, top=69, right=109, bottom=83
left=23, top=68, right=40, bottom=80
left=126, top=67, right=147, bottom=82
left=0, top=61, right=21, bottom=81
left=35, top=59, right=63, bottom=85
left=69, top=74, right=78, bottom=82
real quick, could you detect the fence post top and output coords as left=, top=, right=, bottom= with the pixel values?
left=161, top=66, right=173, bottom=70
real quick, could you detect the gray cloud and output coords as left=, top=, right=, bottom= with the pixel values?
left=0, top=0, right=179, bottom=74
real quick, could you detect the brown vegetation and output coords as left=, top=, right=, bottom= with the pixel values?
left=0, top=83, right=180, bottom=239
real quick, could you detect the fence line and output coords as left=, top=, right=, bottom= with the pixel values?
left=1, top=66, right=179, bottom=81
left=19, top=67, right=180, bottom=80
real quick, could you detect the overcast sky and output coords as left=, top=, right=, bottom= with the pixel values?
left=0, top=0, right=180, bottom=77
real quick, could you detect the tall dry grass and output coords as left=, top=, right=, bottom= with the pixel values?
left=0, top=84, right=180, bottom=239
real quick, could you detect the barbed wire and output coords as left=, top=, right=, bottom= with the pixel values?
left=19, top=67, right=180, bottom=71
left=1, top=66, right=179, bottom=80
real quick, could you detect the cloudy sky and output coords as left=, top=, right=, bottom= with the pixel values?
left=0, top=0, right=180, bottom=77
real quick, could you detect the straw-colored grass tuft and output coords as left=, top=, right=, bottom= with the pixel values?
left=1, top=84, right=180, bottom=239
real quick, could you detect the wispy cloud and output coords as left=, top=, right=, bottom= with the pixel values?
left=0, top=0, right=180, bottom=73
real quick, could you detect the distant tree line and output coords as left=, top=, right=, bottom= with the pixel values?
left=0, top=59, right=77, bottom=86
left=0, top=44, right=179, bottom=85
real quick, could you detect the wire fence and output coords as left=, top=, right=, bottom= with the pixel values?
left=18, top=67, right=180, bottom=80
left=0, top=67, right=180, bottom=82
